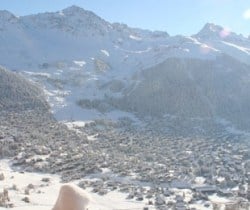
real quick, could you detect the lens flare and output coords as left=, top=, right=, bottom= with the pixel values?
left=243, top=9, right=250, bottom=19
left=219, top=28, right=231, bottom=38
left=200, top=44, right=212, bottom=54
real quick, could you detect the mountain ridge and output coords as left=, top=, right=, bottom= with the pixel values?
left=0, top=6, right=250, bottom=132
left=0, top=6, right=248, bottom=38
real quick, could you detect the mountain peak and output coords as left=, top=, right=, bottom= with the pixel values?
left=0, top=10, right=18, bottom=22
left=19, top=5, right=111, bottom=35
left=62, top=5, right=86, bottom=13
left=201, top=23, right=223, bottom=33
left=61, top=5, right=106, bottom=24
left=195, top=23, right=232, bottom=39
left=61, top=5, right=97, bottom=18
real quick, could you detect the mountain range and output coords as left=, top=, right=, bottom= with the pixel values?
left=1, top=5, right=250, bottom=132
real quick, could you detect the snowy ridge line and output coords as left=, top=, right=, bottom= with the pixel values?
left=0, top=6, right=250, bottom=129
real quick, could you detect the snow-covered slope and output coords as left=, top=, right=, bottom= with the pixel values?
left=193, top=23, right=250, bottom=64
left=0, top=6, right=250, bottom=131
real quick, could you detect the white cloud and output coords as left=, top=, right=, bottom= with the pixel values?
left=243, top=9, right=250, bottom=19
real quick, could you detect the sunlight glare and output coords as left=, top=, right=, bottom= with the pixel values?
left=200, top=44, right=212, bottom=54
left=219, top=27, right=231, bottom=38
left=243, top=9, right=250, bottom=19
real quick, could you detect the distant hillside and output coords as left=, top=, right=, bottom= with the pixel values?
left=116, top=55, right=250, bottom=130
left=1, top=6, right=250, bottom=133
left=0, top=67, right=49, bottom=111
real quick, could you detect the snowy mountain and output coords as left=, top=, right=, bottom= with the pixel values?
left=0, top=6, right=250, bottom=131
left=194, top=23, right=250, bottom=64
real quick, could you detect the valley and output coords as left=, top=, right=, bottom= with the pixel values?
left=0, top=5, right=250, bottom=210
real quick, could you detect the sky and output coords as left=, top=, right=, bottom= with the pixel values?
left=0, top=0, right=250, bottom=36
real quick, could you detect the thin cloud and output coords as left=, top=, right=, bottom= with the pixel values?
left=243, top=9, right=250, bottom=19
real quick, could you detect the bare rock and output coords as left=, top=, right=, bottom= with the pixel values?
left=12, top=184, right=18, bottom=191
left=27, top=183, right=35, bottom=189
left=24, top=188, right=30, bottom=195
left=22, top=196, right=30, bottom=203
left=0, top=173, right=5, bottom=181
left=41, top=177, right=50, bottom=182
left=0, top=189, right=10, bottom=207
left=155, top=194, right=165, bottom=206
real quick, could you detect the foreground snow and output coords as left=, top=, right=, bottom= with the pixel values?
left=0, top=159, right=151, bottom=210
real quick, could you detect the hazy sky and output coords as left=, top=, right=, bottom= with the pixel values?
left=1, top=0, right=250, bottom=36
